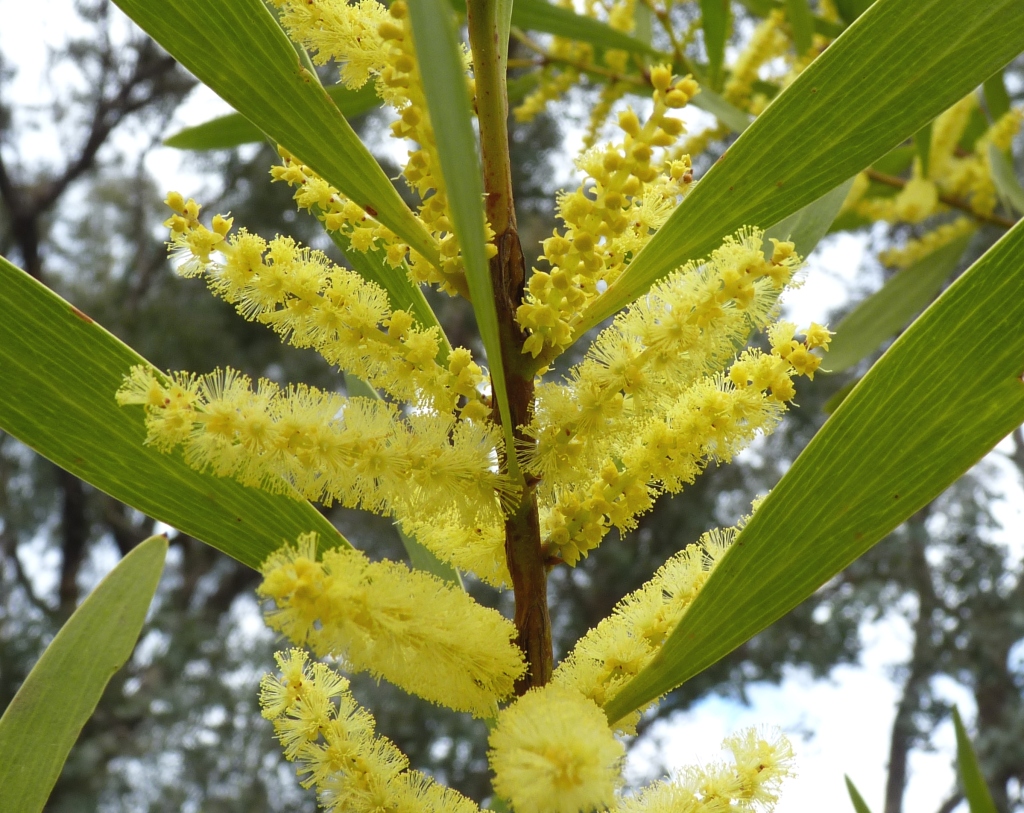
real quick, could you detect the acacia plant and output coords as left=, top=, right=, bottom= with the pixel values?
left=1, top=0, right=1023, bottom=811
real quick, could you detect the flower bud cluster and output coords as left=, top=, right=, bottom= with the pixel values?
left=260, top=648, right=482, bottom=813
left=163, top=194, right=488, bottom=419
left=879, top=216, right=976, bottom=269
left=271, top=148, right=411, bottom=267
left=516, top=69, right=700, bottom=357
left=259, top=535, right=525, bottom=717
left=858, top=96, right=1022, bottom=225
left=724, top=10, right=788, bottom=109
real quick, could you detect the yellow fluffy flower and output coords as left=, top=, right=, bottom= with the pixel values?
left=259, top=534, right=526, bottom=717
left=163, top=194, right=488, bottom=418
left=489, top=684, right=624, bottom=813
left=260, top=649, right=481, bottom=813
left=526, top=230, right=818, bottom=563
left=614, top=729, right=795, bottom=813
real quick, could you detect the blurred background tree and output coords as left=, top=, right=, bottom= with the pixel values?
left=0, top=2, right=1021, bottom=812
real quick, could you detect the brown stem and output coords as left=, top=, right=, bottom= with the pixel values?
left=864, top=168, right=1017, bottom=230
left=468, top=0, right=552, bottom=691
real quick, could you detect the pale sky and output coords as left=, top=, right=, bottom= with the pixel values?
left=3, top=3, right=1021, bottom=812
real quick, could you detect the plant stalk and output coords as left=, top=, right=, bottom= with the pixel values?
left=467, top=0, right=552, bottom=692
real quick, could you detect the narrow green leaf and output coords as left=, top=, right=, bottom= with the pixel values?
left=983, top=71, right=1011, bottom=120
left=872, top=144, right=916, bottom=177
left=512, top=0, right=664, bottom=56
left=497, top=0, right=514, bottom=62
left=0, top=257, right=346, bottom=569
left=399, top=526, right=465, bottom=589
left=603, top=218, right=1024, bottom=722
left=342, top=372, right=463, bottom=588
left=826, top=231, right=973, bottom=372
left=952, top=708, right=999, bottom=813
left=833, top=0, right=874, bottom=24
left=691, top=85, right=754, bottom=133
left=914, top=119, right=933, bottom=177
left=988, top=144, right=1024, bottom=216
left=784, top=0, right=814, bottom=55
left=700, top=0, right=730, bottom=87
left=0, top=535, right=167, bottom=813
left=163, top=84, right=381, bottom=150
left=573, top=0, right=1024, bottom=341
left=845, top=776, right=875, bottom=813
left=406, top=0, right=518, bottom=473
left=111, top=0, right=438, bottom=264
left=763, top=176, right=855, bottom=259
left=823, top=377, right=859, bottom=415
left=737, top=0, right=773, bottom=15
left=634, top=1, right=654, bottom=47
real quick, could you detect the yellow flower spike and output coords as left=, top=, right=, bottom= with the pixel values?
left=117, top=366, right=512, bottom=584
left=161, top=198, right=491, bottom=416
left=489, top=683, right=624, bottom=813
left=615, top=729, right=794, bottom=813
left=879, top=217, right=976, bottom=269
left=724, top=10, right=787, bottom=108
left=526, top=228, right=801, bottom=560
left=260, top=650, right=481, bottom=813
left=259, top=534, right=526, bottom=717
left=554, top=530, right=733, bottom=733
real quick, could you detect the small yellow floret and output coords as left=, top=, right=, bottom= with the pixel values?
left=489, top=684, right=624, bottom=813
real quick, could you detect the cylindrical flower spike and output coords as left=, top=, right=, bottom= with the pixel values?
left=553, top=528, right=733, bottom=733
left=614, top=729, right=795, bottom=813
left=259, top=534, right=526, bottom=718
left=260, top=649, right=482, bottom=813
left=162, top=195, right=489, bottom=418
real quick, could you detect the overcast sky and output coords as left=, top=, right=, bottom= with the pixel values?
left=3, top=3, right=1022, bottom=812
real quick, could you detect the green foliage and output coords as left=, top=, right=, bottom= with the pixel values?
left=699, top=0, right=730, bottom=86
left=844, top=776, right=874, bottom=813
left=990, top=144, right=1024, bottom=215
left=109, top=0, right=437, bottom=261
left=783, top=0, right=813, bottom=55
left=512, top=0, right=661, bottom=56
left=826, top=231, right=974, bottom=372
left=0, top=535, right=167, bottom=813
left=577, top=0, right=1024, bottom=338
left=763, top=177, right=855, bottom=259
left=604, top=218, right=1024, bottom=721
left=0, top=258, right=346, bottom=569
left=163, top=83, right=380, bottom=149
left=406, top=0, right=518, bottom=463
left=953, top=707, right=1000, bottom=813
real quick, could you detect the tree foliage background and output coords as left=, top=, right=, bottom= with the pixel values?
left=0, top=2, right=1022, bottom=812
